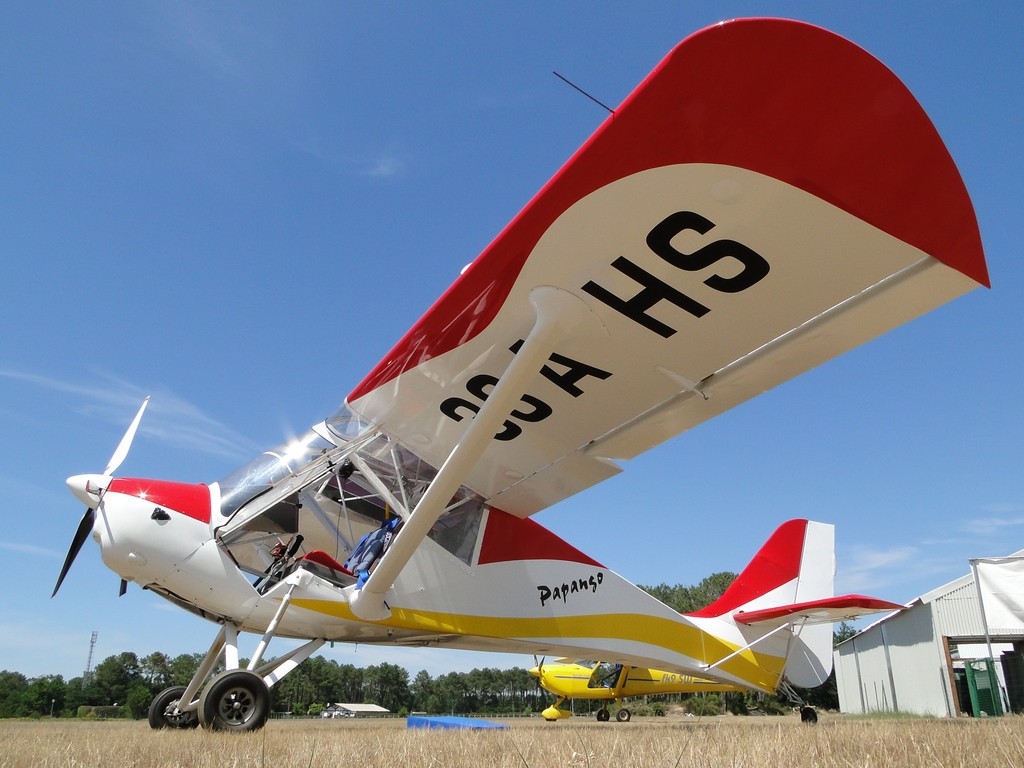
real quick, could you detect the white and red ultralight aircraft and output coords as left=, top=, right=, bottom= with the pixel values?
left=54, top=18, right=987, bottom=731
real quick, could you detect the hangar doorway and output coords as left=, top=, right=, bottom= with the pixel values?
left=946, top=638, right=1024, bottom=717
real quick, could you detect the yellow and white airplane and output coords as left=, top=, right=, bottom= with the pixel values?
left=531, top=658, right=741, bottom=722
left=53, top=18, right=986, bottom=732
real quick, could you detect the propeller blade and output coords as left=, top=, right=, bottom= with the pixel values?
left=531, top=655, right=547, bottom=688
left=119, top=579, right=128, bottom=597
left=51, top=507, right=96, bottom=597
left=103, top=396, right=150, bottom=476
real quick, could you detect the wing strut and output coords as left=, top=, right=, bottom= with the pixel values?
left=350, top=287, right=605, bottom=620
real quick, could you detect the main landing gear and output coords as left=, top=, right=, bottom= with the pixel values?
left=198, top=670, right=272, bottom=732
left=541, top=699, right=632, bottom=723
left=148, top=612, right=324, bottom=732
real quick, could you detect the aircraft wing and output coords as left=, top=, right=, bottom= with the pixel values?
left=346, top=18, right=988, bottom=518
left=733, top=595, right=905, bottom=626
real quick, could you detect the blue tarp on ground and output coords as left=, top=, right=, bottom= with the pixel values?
left=406, top=715, right=508, bottom=730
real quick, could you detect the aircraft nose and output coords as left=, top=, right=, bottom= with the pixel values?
left=66, top=475, right=112, bottom=512
left=66, top=474, right=111, bottom=508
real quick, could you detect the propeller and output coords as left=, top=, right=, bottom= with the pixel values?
left=104, top=396, right=150, bottom=476
left=531, top=655, right=547, bottom=689
left=51, top=397, right=150, bottom=598
left=51, top=507, right=96, bottom=598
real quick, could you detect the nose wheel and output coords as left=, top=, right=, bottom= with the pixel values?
left=198, top=670, right=271, bottom=732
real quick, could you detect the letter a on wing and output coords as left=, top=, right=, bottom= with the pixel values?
left=347, top=18, right=988, bottom=519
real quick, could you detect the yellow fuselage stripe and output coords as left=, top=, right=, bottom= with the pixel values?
left=292, top=598, right=784, bottom=690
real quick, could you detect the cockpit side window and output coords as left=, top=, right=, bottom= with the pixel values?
left=588, top=662, right=623, bottom=689
left=215, top=406, right=486, bottom=581
left=427, top=503, right=484, bottom=565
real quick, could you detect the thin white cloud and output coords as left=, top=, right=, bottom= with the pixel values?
left=960, top=513, right=1024, bottom=536
left=980, top=502, right=1024, bottom=514
left=362, top=153, right=403, bottom=178
left=0, top=541, right=58, bottom=559
left=837, top=544, right=920, bottom=593
left=0, top=619, right=91, bottom=677
left=291, top=131, right=406, bottom=179
left=146, top=3, right=254, bottom=85
left=845, top=544, right=919, bottom=572
left=0, top=368, right=260, bottom=462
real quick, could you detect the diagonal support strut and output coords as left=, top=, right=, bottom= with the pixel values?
left=349, top=287, right=604, bottom=620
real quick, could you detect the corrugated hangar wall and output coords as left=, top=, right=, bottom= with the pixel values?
left=835, top=601, right=951, bottom=716
left=835, top=561, right=1024, bottom=717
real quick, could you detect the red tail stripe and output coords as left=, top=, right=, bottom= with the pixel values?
left=686, top=519, right=807, bottom=618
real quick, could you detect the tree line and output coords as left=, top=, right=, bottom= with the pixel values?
left=1, top=572, right=855, bottom=719
left=0, top=653, right=548, bottom=719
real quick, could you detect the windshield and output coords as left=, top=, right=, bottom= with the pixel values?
left=217, top=405, right=370, bottom=519
left=218, top=429, right=332, bottom=519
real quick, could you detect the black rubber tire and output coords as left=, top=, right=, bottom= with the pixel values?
left=616, top=708, right=631, bottom=722
left=148, top=685, right=200, bottom=729
left=800, top=705, right=819, bottom=724
left=596, top=708, right=610, bottom=722
left=198, top=670, right=271, bottom=732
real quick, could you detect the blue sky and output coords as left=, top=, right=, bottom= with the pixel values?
left=2, top=2, right=1021, bottom=683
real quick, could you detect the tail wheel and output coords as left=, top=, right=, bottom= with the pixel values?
left=615, top=708, right=631, bottom=722
left=148, top=686, right=199, bottom=729
left=198, top=670, right=271, bottom=732
left=800, top=706, right=818, bottom=724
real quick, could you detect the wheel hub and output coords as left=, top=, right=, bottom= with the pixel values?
left=219, top=688, right=255, bottom=723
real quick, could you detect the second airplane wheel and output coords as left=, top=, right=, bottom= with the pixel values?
left=148, top=686, right=199, bottom=729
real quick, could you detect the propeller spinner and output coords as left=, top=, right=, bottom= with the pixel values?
left=51, top=397, right=150, bottom=597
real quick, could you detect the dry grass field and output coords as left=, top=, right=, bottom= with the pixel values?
left=1, top=713, right=1022, bottom=768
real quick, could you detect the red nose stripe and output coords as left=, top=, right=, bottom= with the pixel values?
left=108, top=478, right=212, bottom=524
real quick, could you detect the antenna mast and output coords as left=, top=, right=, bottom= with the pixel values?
left=553, top=71, right=615, bottom=114
left=84, top=631, right=98, bottom=682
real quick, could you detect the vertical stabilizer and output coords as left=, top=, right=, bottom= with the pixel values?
left=687, top=519, right=837, bottom=688
left=689, top=519, right=834, bottom=618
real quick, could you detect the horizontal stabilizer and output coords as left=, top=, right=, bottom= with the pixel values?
left=734, top=594, right=904, bottom=626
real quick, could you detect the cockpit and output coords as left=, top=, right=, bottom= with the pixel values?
left=212, top=404, right=485, bottom=591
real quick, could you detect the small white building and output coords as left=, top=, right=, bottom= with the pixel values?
left=321, top=703, right=390, bottom=718
left=835, top=554, right=1024, bottom=717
